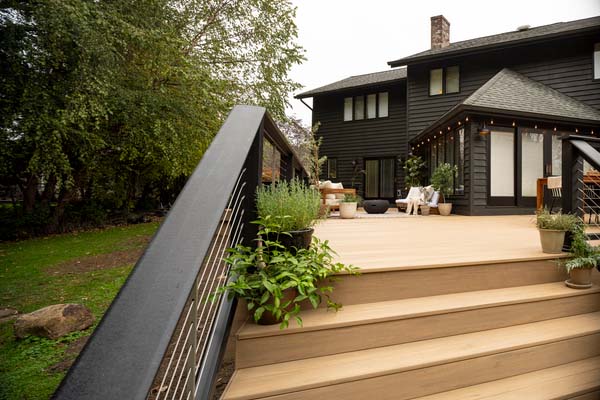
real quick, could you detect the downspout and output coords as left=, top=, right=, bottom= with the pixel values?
left=299, top=98, right=313, bottom=111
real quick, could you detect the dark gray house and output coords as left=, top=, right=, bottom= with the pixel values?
left=296, top=15, right=600, bottom=215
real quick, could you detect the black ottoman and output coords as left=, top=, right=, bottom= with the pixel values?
left=363, top=199, right=389, bottom=214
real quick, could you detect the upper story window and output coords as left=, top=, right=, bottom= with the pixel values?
left=343, top=92, right=389, bottom=121
left=594, top=43, right=600, bottom=80
left=429, top=66, right=460, bottom=96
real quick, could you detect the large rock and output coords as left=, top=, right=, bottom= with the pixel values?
left=14, top=304, right=94, bottom=340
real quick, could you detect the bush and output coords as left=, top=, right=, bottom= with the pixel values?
left=563, top=227, right=600, bottom=272
left=256, top=179, right=321, bottom=232
left=536, top=209, right=581, bottom=231
left=431, top=163, right=458, bottom=202
left=403, top=156, right=426, bottom=188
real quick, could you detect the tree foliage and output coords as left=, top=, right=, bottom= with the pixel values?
left=0, top=0, right=304, bottom=238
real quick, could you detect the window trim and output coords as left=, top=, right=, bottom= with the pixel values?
left=342, top=92, right=390, bottom=121
left=428, top=66, right=461, bottom=97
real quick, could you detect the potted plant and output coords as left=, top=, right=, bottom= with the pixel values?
left=339, top=193, right=361, bottom=219
left=562, top=227, right=599, bottom=288
left=215, top=218, right=359, bottom=327
left=536, top=209, right=580, bottom=254
left=431, top=163, right=458, bottom=216
left=403, top=155, right=426, bottom=189
left=256, top=179, right=321, bottom=251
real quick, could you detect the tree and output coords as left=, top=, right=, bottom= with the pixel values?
left=0, top=0, right=305, bottom=236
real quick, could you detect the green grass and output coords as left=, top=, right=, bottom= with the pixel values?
left=0, top=222, right=160, bottom=400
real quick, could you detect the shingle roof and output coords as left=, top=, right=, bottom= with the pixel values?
left=411, top=68, right=600, bottom=143
left=464, top=68, right=600, bottom=122
left=295, top=68, right=406, bottom=99
left=389, top=16, right=600, bottom=66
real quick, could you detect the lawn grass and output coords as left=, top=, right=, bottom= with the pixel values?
left=0, top=222, right=160, bottom=400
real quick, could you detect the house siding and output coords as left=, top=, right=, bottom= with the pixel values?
left=407, top=34, right=600, bottom=141
left=312, top=82, right=407, bottom=197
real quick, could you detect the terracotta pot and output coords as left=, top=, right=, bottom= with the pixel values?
left=420, top=205, right=430, bottom=216
left=438, top=203, right=452, bottom=216
left=257, top=288, right=298, bottom=325
left=539, top=229, right=566, bottom=254
left=570, top=268, right=593, bottom=286
left=339, top=202, right=357, bottom=219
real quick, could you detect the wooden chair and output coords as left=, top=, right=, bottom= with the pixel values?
left=319, top=188, right=356, bottom=211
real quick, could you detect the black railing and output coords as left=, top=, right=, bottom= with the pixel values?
left=52, top=105, right=307, bottom=400
left=562, top=135, right=600, bottom=239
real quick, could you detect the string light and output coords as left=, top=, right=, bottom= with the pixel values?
left=534, top=125, right=538, bottom=129
left=466, top=116, right=469, bottom=122
left=553, top=127, right=557, bottom=132
left=490, top=119, right=494, bottom=125
left=447, top=126, right=451, bottom=131
left=433, top=135, right=437, bottom=139
left=427, top=138, right=430, bottom=142
left=512, top=121, right=515, bottom=127
left=575, top=128, right=579, bottom=133
left=458, top=121, right=462, bottom=126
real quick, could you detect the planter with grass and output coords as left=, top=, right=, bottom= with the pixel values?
left=215, top=218, right=359, bottom=327
left=431, top=163, right=458, bottom=216
left=562, top=228, right=599, bottom=289
left=257, top=179, right=321, bottom=251
left=536, top=209, right=580, bottom=254
left=339, top=193, right=361, bottom=219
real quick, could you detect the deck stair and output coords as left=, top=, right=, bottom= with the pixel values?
left=221, top=258, right=600, bottom=400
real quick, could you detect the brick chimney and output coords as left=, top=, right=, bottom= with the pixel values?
left=431, top=15, right=450, bottom=49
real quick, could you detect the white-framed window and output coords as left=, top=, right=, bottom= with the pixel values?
left=378, top=92, right=389, bottom=117
left=344, top=97, right=353, bottom=121
left=367, top=94, right=377, bottom=119
left=429, top=66, right=460, bottom=95
left=594, top=43, right=600, bottom=80
left=343, top=92, right=389, bottom=121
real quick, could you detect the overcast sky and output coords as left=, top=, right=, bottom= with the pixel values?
left=286, top=0, right=600, bottom=126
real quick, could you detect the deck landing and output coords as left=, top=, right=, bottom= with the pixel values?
left=313, top=214, right=565, bottom=272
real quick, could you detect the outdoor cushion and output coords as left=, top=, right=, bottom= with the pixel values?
left=422, top=185, right=435, bottom=202
left=428, top=191, right=440, bottom=207
left=330, top=182, right=345, bottom=199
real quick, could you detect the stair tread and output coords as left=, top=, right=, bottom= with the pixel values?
left=238, top=282, right=600, bottom=339
left=223, top=312, right=600, bottom=400
left=414, top=356, right=600, bottom=400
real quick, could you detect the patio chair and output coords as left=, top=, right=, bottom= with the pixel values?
left=547, top=176, right=562, bottom=213
left=395, top=187, right=422, bottom=212
left=319, top=181, right=356, bottom=212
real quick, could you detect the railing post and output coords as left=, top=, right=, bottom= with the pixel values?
left=562, top=139, right=576, bottom=215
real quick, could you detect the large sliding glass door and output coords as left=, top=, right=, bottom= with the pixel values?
left=365, top=158, right=395, bottom=200
left=489, top=126, right=565, bottom=207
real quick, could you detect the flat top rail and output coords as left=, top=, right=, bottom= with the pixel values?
left=52, top=105, right=302, bottom=399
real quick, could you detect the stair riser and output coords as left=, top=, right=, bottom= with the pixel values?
left=568, top=391, right=600, bottom=400
left=326, top=260, right=568, bottom=306
left=237, top=293, right=600, bottom=368
left=260, top=333, right=600, bottom=400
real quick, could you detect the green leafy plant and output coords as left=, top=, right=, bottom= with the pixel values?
left=214, top=218, right=359, bottom=328
left=403, top=156, right=426, bottom=189
left=307, top=122, right=326, bottom=187
left=342, top=193, right=361, bottom=203
left=536, top=208, right=581, bottom=231
left=431, top=163, right=458, bottom=203
left=256, top=179, right=321, bottom=232
left=562, top=227, right=600, bottom=273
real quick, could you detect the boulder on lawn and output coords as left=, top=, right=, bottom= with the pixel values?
left=14, top=304, right=94, bottom=340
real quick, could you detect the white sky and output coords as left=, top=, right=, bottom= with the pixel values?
left=286, top=0, right=600, bottom=126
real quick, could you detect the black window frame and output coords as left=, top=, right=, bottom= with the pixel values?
left=594, top=43, right=600, bottom=81
left=342, top=92, right=390, bottom=121
left=428, top=66, right=461, bottom=97
left=327, top=158, right=337, bottom=179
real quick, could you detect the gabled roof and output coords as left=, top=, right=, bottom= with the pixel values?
left=295, top=67, right=406, bottom=99
left=389, top=16, right=600, bottom=66
left=410, top=68, right=600, bottom=143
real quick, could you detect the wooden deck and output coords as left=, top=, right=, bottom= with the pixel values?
left=313, top=213, right=565, bottom=272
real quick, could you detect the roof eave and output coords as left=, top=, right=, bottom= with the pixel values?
left=409, top=105, right=600, bottom=145
left=294, top=77, right=407, bottom=99
left=388, top=25, right=600, bottom=67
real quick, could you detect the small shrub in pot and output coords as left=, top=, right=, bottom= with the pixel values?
left=431, top=163, right=458, bottom=216
left=536, top=209, right=580, bottom=254
left=339, top=193, right=361, bottom=219
left=562, top=228, right=599, bottom=288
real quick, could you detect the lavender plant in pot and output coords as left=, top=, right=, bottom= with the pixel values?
left=256, top=179, right=321, bottom=252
